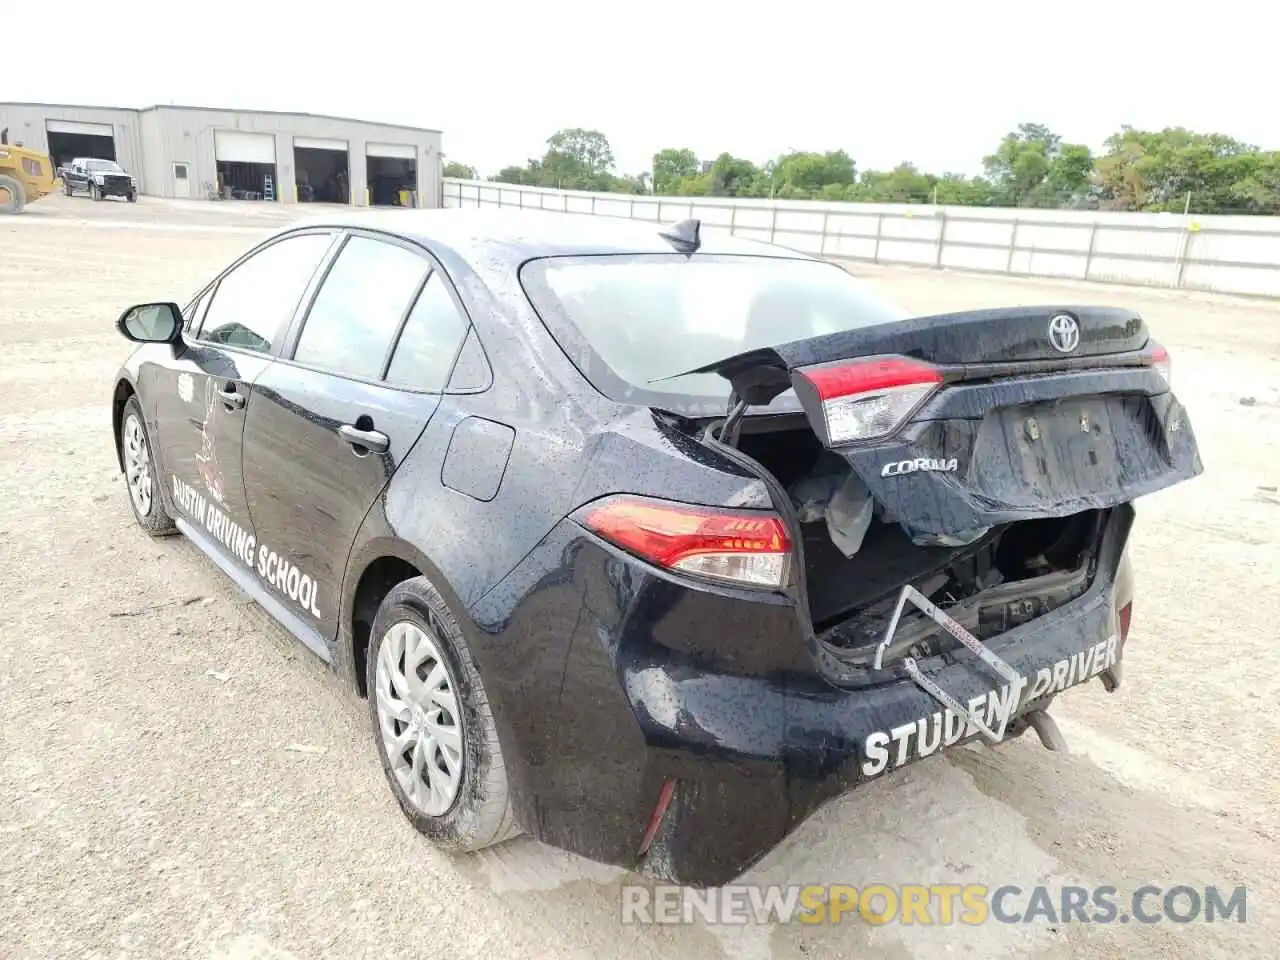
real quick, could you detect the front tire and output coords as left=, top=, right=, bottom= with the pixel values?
left=367, top=576, right=518, bottom=852
left=90, top=183, right=101, bottom=201
left=120, top=396, right=177, bottom=537
left=0, top=174, right=27, bottom=214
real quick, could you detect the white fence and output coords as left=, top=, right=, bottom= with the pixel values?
left=442, top=178, right=1280, bottom=298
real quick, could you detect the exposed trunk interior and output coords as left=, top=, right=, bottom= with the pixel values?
left=735, top=422, right=1106, bottom=664
left=668, top=305, right=1196, bottom=682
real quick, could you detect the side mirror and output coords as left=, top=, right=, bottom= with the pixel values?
left=116, top=302, right=183, bottom=344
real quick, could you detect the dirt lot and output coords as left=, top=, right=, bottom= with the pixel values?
left=2, top=194, right=1277, bottom=960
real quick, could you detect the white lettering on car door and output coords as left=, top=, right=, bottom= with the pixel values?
left=170, top=473, right=324, bottom=620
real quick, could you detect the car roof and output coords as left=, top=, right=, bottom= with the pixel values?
left=277, top=207, right=816, bottom=268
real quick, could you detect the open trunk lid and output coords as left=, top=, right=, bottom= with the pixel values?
left=681, top=306, right=1202, bottom=542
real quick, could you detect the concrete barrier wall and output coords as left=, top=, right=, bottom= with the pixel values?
left=442, top=178, right=1280, bottom=298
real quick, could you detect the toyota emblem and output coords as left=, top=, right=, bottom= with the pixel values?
left=1048, top=313, right=1080, bottom=353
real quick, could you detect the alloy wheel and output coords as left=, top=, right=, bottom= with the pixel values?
left=123, top=413, right=153, bottom=516
left=374, top=620, right=465, bottom=816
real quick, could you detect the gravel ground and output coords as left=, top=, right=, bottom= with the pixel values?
left=1, top=195, right=1277, bottom=960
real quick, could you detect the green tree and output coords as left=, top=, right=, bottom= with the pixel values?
left=1043, top=143, right=1095, bottom=207
left=652, top=148, right=699, bottom=193
left=983, top=123, right=1054, bottom=205
left=489, top=165, right=527, bottom=184
left=484, top=123, right=1280, bottom=215
left=1227, top=151, right=1280, bottom=213
left=1095, top=126, right=1266, bottom=213
left=487, top=130, right=650, bottom=196
left=442, top=161, right=477, bottom=180
left=933, top=173, right=998, bottom=206
left=983, top=123, right=1093, bottom=207
left=542, top=128, right=615, bottom=188
left=851, top=163, right=935, bottom=203
left=774, top=150, right=856, bottom=193
left=704, top=153, right=763, bottom=197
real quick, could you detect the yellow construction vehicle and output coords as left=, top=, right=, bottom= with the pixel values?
left=0, top=127, right=61, bottom=214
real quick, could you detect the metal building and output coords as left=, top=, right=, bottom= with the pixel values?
left=0, top=102, right=442, bottom=207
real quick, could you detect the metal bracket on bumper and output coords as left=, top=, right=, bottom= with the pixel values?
left=872, top=585, right=1023, bottom=744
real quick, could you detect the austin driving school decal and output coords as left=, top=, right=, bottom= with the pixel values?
left=170, top=474, right=323, bottom=619
left=860, top=635, right=1119, bottom=779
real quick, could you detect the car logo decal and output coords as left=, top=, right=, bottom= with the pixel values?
left=1048, top=313, right=1081, bottom=354
left=177, top=372, right=194, bottom=404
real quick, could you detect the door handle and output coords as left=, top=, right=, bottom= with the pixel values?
left=339, top=424, right=390, bottom=455
left=219, top=383, right=246, bottom=411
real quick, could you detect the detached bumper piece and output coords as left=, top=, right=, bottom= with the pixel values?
left=874, top=583, right=1067, bottom=749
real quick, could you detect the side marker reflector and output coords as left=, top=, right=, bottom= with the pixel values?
left=637, top=778, right=677, bottom=857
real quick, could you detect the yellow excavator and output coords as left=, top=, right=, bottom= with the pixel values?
left=0, top=127, right=61, bottom=214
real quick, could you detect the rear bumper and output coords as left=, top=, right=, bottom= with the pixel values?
left=467, top=507, right=1133, bottom=888
left=632, top=563, right=1126, bottom=886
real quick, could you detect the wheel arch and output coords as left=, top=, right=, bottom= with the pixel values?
left=341, top=536, right=471, bottom=699
left=112, top=377, right=138, bottom=473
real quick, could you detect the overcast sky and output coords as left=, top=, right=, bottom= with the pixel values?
left=13, top=0, right=1275, bottom=178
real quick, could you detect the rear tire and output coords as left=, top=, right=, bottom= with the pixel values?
left=120, top=396, right=177, bottom=538
left=367, top=576, right=519, bottom=852
left=0, top=174, right=27, bottom=214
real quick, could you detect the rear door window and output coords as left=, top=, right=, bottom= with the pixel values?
left=384, top=273, right=472, bottom=391
left=197, top=232, right=334, bottom=353
left=291, top=235, right=429, bottom=380
left=446, top=328, right=493, bottom=392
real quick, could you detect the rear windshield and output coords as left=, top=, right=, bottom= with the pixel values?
left=519, top=254, right=909, bottom=407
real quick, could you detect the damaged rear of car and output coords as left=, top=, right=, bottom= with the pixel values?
left=514, top=231, right=1202, bottom=887
left=690, top=302, right=1196, bottom=692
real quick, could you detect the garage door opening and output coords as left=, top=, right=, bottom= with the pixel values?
left=45, top=120, right=116, bottom=170
left=366, top=143, right=417, bottom=207
left=294, top=139, right=349, bottom=203
left=214, top=130, right=278, bottom=201
left=216, top=162, right=277, bottom=200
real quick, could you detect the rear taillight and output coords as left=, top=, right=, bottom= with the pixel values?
left=576, top=494, right=792, bottom=589
left=1118, top=601, right=1133, bottom=642
left=1147, top=344, right=1172, bottom=389
left=795, top=355, right=943, bottom=445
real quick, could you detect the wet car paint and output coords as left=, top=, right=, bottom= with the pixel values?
left=112, top=209, right=1190, bottom=889
left=461, top=505, right=1134, bottom=886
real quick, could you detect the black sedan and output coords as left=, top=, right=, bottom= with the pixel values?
left=110, top=209, right=1202, bottom=887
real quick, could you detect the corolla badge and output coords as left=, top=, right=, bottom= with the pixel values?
left=1048, top=313, right=1081, bottom=353
left=881, top=457, right=959, bottom=478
